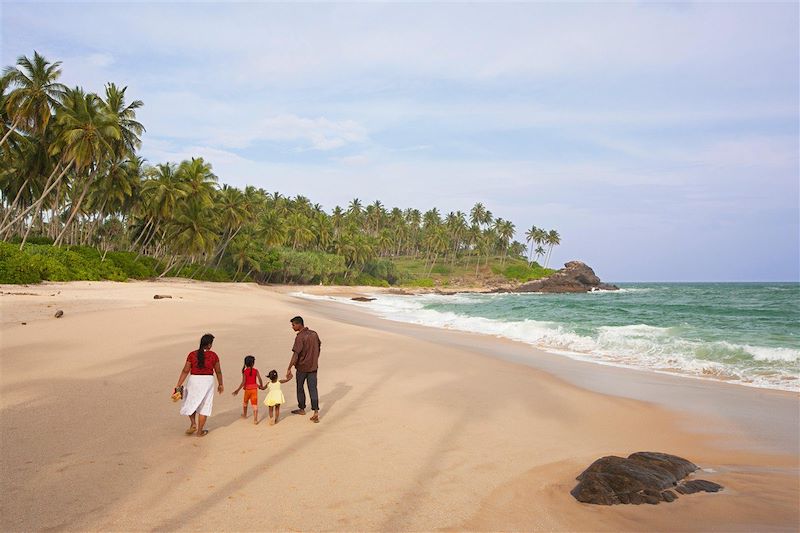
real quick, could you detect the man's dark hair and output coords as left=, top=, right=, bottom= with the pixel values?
left=291, top=316, right=304, bottom=326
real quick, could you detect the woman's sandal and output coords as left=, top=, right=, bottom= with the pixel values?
left=197, top=429, right=209, bottom=437
left=185, top=426, right=197, bottom=435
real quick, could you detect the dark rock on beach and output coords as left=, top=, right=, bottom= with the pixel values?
left=54, top=310, right=64, bottom=318
left=571, top=452, right=723, bottom=505
left=351, top=297, right=376, bottom=302
left=515, top=261, right=618, bottom=293
left=153, top=294, right=173, bottom=299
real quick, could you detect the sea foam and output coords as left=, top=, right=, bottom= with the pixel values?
left=293, top=291, right=799, bottom=391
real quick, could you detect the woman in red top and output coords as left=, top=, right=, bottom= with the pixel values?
left=174, top=333, right=224, bottom=437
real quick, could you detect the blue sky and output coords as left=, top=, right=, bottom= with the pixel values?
left=3, top=1, right=798, bottom=281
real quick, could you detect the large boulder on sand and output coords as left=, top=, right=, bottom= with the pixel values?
left=571, top=452, right=723, bottom=505
left=516, top=261, right=618, bottom=293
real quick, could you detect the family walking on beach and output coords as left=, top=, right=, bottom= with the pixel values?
left=173, top=316, right=321, bottom=436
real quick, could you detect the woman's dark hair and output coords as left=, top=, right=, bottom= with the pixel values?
left=242, top=355, right=255, bottom=376
left=268, top=369, right=278, bottom=382
left=196, top=333, right=215, bottom=369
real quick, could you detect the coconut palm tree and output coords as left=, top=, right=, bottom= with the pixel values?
left=102, top=83, right=144, bottom=155
left=534, top=245, right=546, bottom=264
left=525, top=225, right=538, bottom=265
left=544, top=229, right=561, bottom=269
left=2, top=51, right=66, bottom=146
left=470, top=202, right=486, bottom=228
left=211, top=185, right=249, bottom=265
left=162, top=201, right=219, bottom=276
left=52, top=88, right=120, bottom=246
left=176, top=157, right=217, bottom=209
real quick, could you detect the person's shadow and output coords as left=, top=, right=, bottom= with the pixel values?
left=321, top=381, right=352, bottom=417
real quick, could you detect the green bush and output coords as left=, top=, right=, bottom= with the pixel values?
left=362, top=259, right=399, bottom=285
left=351, top=273, right=390, bottom=287
left=105, top=251, right=159, bottom=278
left=0, top=243, right=42, bottom=283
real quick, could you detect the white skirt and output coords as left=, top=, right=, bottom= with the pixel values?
left=180, top=374, right=215, bottom=417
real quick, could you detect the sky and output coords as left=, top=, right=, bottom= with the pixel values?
left=2, top=1, right=798, bottom=281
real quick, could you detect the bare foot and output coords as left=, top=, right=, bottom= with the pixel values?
left=254, top=418, right=259, bottom=425
left=291, top=409, right=305, bottom=415
left=197, top=429, right=209, bottom=437
left=310, top=414, right=320, bottom=423
left=268, top=417, right=275, bottom=426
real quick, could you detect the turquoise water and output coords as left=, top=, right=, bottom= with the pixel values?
left=318, top=283, right=800, bottom=391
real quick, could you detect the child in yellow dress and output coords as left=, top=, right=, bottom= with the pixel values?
left=262, top=369, right=291, bottom=425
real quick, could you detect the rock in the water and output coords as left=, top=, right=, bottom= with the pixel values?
left=153, top=294, right=173, bottom=300
left=516, top=261, right=619, bottom=293
left=351, top=297, right=376, bottom=302
left=571, top=452, right=722, bottom=505
left=54, top=310, right=64, bottom=318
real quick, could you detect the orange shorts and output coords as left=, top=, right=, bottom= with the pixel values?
left=243, top=389, right=258, bottom=406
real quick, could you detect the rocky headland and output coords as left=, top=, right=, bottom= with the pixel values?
left=512, top=260, right=618, bottom=293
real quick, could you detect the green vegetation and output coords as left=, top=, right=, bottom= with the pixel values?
left=0, top=52, right=563, bottom=286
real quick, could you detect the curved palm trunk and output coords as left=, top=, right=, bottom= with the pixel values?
left=0, top=160, right=71, bottom=237
left=54, top=171, right=95, bottom=246
left=0, top=117, right=21, bottom=147
left=213, top=226, right=241, bottom=267
left=0, top=178, right=30, bottom=230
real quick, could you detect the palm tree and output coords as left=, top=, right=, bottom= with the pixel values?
left=52, top=88, right=120, bottom=246
left=162, top=201, right=219, bottom=276
left=2, top=51, right=66, bottom=146
left=211, top=185, right=249, bottom=265
left=102, top=82, right=144, bottom=155
left=346, top=198, right=363, bottom=221
left=257, top=209, right=287, bottom=248
left=525, top=225, right=538, bottom=265
left=544, top=229, right=561, bottom=269
left=534, top=245, right=546, bottom=264
left=470, top=202, right=486, bottom=228
left=494, top=218, right=515, bottom=265
left=176, top=157, right=217, bottom=208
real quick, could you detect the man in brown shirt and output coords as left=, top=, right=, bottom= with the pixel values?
left=286, top=316, right=322, bottom=422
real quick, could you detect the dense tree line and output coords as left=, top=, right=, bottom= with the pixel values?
left=0, top=52, right=561, bottom=283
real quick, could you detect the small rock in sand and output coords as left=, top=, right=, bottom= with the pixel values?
left=153, top=294, right=173, bottom=300
left=54, top=310, right=64, bottom=318
left=351, top=297, right=376, bottom=302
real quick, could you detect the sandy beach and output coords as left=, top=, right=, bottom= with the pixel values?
left=1, top=280, right=797, bottom=532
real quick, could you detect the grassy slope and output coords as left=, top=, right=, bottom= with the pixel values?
left=392, top=255, right=556, bottom=288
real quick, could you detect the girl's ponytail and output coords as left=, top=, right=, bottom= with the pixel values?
left=242, top=355, right=255, bottom=375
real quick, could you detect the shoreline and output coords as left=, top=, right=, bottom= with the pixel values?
left=289, top=286, right=800, bottom=456
left=292, top=284, right=800, bottom=391
left=1, top=280, right=798, bottom=531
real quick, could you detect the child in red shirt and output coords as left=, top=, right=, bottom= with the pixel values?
left=232, top=355, right=264, bottom=424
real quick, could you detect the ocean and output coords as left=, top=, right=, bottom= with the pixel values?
left=299, top=283, right=800, bottom=391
